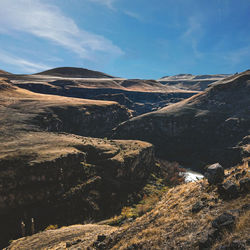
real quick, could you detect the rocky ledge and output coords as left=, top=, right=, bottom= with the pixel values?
left=0, top=132, right=155, bottom=247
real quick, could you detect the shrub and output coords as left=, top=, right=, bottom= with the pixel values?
left=44, top=224, right=58, bottom=231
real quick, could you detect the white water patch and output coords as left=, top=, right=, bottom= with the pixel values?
left=181, top=169, right=204, bottom=182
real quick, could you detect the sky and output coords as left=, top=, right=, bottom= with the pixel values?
left=0, top=0, right=250, bottom=79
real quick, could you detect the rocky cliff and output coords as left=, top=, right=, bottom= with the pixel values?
left=0, top=78, right=155, bottom=248
left=0, top=133, right=154, bottom=248
left=113, top=71, right=250, bottom=170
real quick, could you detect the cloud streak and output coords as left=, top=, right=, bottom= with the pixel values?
left=0, top=0, right=123, bottom=61
left=87, top=0, right=116, bottom=9
left=182, top=16, right=203, bottom=58
left=0, top=50, right=50, bottom=73
left=123, top=10, right=144, bottom=22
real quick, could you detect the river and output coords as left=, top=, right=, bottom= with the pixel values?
left=181, top=169, right=204, bottom=182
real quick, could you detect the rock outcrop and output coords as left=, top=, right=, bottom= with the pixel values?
left=113, top=70, right=250, bottom=170
left=205, top=163, right=224, bottom=185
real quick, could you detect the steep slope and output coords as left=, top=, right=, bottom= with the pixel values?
left=159, top=73, right=231, bottom=91
left=113, top=71, right=250, bottom=170
left=0, top=78, right=156, bottom=248
left=0, top=133, right=154, bottom=248
left=35, top=67, right=115, bottom=78
left=7, top=162, right=249, bottom=249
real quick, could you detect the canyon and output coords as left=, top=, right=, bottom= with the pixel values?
left=0, top=68, right=249, bottom=249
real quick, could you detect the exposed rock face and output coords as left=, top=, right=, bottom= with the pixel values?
left=205, top=163, right=224, bottom=184
left=113, top=71, right=250, bottom=170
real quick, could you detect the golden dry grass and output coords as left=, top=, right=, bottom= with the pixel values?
left=104, top=163, right=250, bottom=249
left=5, top=162, right=249, bottom=250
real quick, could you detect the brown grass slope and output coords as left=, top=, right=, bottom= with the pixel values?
left=0, top=78, right=130, bottom=138
left=35, top=67, right=115, bottom=78
left=98, top=162, right=250, bottom=250
left=0, top=69, right=12, bottom=75
left=7, top=162, right=249, bottom=250
left=112, top=70, right=250, bottom=170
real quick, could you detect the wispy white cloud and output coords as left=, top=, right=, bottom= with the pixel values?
left=88, top=0, right=116, bottom=9
left=0, top=0, right=123, bottom=61
left=182, top=16, right=203, bottom=58
left=0, top=50, right=50, bottom=73
left=123, top=10, right=144, bottom=22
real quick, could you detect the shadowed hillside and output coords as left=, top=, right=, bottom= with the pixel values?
left=113, top=71, right=250, bottom=170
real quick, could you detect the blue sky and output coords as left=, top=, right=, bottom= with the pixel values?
left=0, top=0, right=250, bottom=78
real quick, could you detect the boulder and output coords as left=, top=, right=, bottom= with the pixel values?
left=198, top=228, right=221, bottom=250
left=212, top=212, right=236, bottom=231
left=239, top=178, right=250, bottom=193
left=205, top=163, right=224, bottom=185
left=191, top=201, right=206, bottom=213
left=97, top=235, right=106, bottom=242
left=218, top=181, right=239, bottom=200
left=217, top=240, right=246, bottom=249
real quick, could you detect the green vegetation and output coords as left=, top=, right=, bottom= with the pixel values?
left=104, top=160, right=185, bottom=226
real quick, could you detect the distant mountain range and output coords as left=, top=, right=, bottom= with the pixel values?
left=159, top=73, right=232, bottom=91
left=2, top=67, right=198, bottom=115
